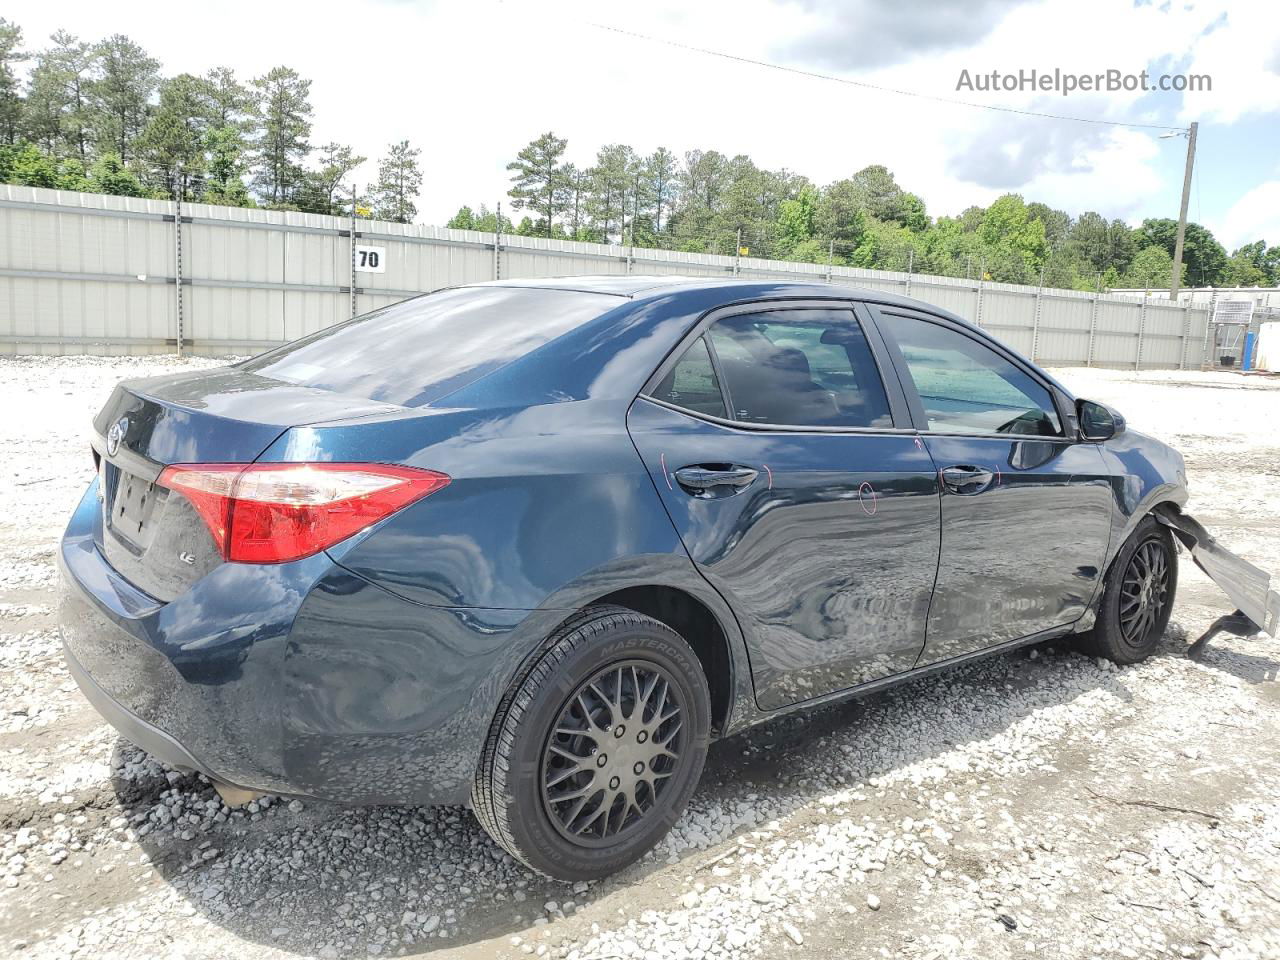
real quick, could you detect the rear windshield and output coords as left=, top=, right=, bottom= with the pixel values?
left=239, top=286, right=617, bottom=407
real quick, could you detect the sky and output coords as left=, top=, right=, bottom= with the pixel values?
left=12, top=0, right=1280, bottom=249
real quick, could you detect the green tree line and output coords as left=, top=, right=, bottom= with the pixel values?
left=0, top=18, right=424, bottom=221
left=1, top=16, right=1275, bottom=290
left=446, top=131, right=1280, bottom=291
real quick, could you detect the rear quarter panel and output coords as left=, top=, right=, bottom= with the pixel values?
left=258, top=396, right=757, bottom=794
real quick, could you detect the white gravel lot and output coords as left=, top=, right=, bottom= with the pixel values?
left=0, top=356, right=1278, bottom=960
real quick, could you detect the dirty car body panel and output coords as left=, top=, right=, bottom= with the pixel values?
left=59, top=276, right=1268, bottom=807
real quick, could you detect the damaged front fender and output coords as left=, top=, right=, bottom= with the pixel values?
left=1154, top=505, right=1279, bottom=654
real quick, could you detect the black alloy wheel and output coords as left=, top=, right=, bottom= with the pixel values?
left=473, top=605, right=711, bottom=881
left=541, top=661, right=685, bottom=846
left=1082, top=514, right=1178, bottom=664
left=1118, top=538, right=1171, bottom=647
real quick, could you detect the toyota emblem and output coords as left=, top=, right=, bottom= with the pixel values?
left=106, top=416, right=128, bottom=457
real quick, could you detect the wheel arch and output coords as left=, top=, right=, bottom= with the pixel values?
left=1110, top=497, right=1184, bottom=571
left=583, top=584, right=736, bottom=737
left=1079, top=497, right=1184, bottom=632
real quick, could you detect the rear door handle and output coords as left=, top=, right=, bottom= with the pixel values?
left=674, top=464, right=759, bottom=497
left=940, top=464, right=995, bottom=495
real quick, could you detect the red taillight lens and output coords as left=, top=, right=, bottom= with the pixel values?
left=157, top=462, right=450, bottom=564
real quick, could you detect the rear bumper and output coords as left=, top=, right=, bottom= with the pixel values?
left=58, top=480, right=318, bottom=795
left=58, top=478, right=555, bottom=806
left=63, top=638, right=256, bottom=789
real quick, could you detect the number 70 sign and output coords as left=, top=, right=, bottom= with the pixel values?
left=354, top=245, right=386, bottom=273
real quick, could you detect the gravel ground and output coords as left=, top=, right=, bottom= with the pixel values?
left=1, top=356, right=1278, bottom=960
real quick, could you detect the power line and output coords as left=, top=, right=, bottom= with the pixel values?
left=589, top=22, right=1186, bottom=133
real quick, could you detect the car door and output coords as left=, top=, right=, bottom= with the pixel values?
left=627, top=301, right=942, bottom=710
left=869, top=306, right=1113, bottom=666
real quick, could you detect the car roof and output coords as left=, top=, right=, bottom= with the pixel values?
left=473, top=274, right=968, bottom=321
left=465, top=275, right=1075, bottom=399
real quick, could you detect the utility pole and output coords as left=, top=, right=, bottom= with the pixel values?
left=1169, top=121, right=1198, bottom=301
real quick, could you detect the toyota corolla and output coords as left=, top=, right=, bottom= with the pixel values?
left=59, top=276, right=1277, bottom=881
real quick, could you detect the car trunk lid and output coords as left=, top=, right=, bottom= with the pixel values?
left=90, top=367, right=408, bottom=601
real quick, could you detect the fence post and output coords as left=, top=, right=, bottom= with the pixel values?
left=1201, top=291, right=1218, bottom=368
left=1135, top=299, right=1147, bottom=369
left=974, top=279, right=984, bottom=327
left=1031, top=269, right=1044, bottom=362
left=826, top=238, right=833, bottom=283
left=1179, top=301, right=1192, bottom=370
left=906, top=248, right=914, bottom=298
left=173, top=194, right=184, bottom=356
left=493, top=202, right=502, bottom=281
left=734, top=228, right=742, bottom=277
left=1086, top=296, right=1099, bottom=366
left=349, top=190, right=358, bottom=319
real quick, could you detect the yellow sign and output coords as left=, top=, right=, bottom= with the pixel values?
left=356, top=206, right=372, bottom=217
left=738, top=246, right=750, bottom=256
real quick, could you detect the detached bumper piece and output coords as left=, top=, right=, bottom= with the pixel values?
left=1155, top=506, right=1280, bottom=657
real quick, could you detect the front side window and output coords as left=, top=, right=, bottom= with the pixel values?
left=877, top=312, right=1062, bottom=436
left=704, top=310, right=892, bottom=428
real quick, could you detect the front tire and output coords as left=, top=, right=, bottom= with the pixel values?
left=473, top=605, right=711, bottom=881
left=1083, top=515, right=1177, bottom=664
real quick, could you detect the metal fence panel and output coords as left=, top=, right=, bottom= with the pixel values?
left=0, top=184, right=1236, bottom=369
left=1035, top=295, right=1093, bottom=365
left=1141, top=302, right=1189, bottom=368
left=904, top=280, right=972, bottom=321
left=977, top=290, right=1035, bottom=355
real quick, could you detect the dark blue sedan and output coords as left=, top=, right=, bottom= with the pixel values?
left=60, top=276, right=1270, bottom=881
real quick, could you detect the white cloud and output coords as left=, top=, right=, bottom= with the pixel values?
left=1178, top=5, right=1280, bottom=125
left=1215, top=181, right=1280, bottom=251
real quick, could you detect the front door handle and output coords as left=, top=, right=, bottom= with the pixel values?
left=940, top=464, right=995, bottom=496
left=674, top=464, right=759, bottom=498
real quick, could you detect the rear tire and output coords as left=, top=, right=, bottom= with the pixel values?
left=1081, top=515, right=1177, bottom=664
left=472, top=605, right=711, bottom=881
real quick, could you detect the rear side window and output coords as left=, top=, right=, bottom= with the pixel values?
left=705, top=310, right=892, bottom=428
left=877, top=311, right=1063, bottom=437
left=239, top=286, right=617, bottom=407
left=650, top=337, right=728, bottom=418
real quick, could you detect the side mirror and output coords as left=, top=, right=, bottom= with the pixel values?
left=1076, top=399, right=1124, bottom=442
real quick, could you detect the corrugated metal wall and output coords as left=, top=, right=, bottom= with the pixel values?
left=0, top=184, right=1216, bottom=368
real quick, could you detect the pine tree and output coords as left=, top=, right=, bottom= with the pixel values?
left=506, top=131, right=567, bottom=237
left=203, top=67, right=253, bottom=132
left=0, top=19, right=26, bottom=144
left=22, top=32, right=95, bottom=162
left=645, top=147, right=678, bottom=235
left=300, top=142, right=365, bottom=215
left=588, top=144, right=635, bottom=244
left=562, top=164, right=590, bottom=238
left=250, top=66, right=312, bottom=205
left=89, top=34, right=159, bottom=163
left=372, top=140, right=422, bottom=223
left=137, top=74, right=211, bottom=199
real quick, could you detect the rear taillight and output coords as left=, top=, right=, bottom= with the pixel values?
left=157, top=462, right=450, bottom=564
